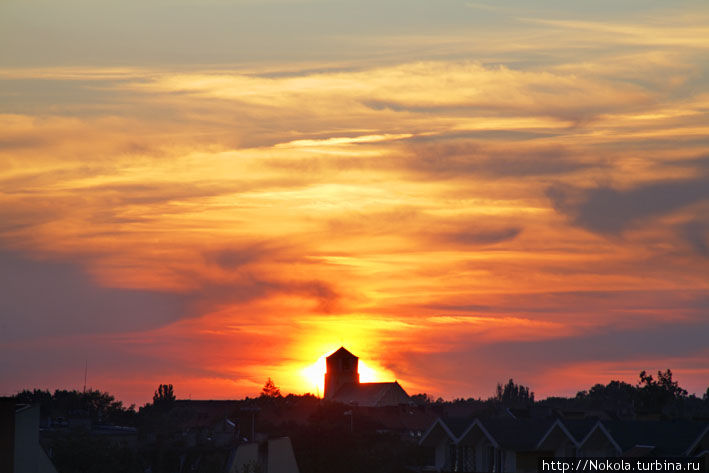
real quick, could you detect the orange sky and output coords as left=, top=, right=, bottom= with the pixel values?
left=1, top=0, right=708, bottom=406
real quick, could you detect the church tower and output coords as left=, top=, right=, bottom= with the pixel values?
left=324, top=347, right=359, bottom=399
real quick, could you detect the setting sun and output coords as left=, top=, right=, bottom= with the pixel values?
left=301, top=356, right=327, bottom=396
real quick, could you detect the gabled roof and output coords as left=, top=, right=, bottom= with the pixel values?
left=536, top=419, right=580, bottom=450
left=327, top=347, right=357, bottom=360
left=579, top=420, right=623, bottom=454
left=421, top=417, right=709, bottom=456
left=15, top=403, right=32, bottom=413
left=480, top=418, right=554, bottom=451
left=364, top=406, right=437, bottom=432
left=458, top=419, right=500, bottom=449
left=560, top=418, right=598, bottom=443
left=420, top=417, right=458, bottom=447
left=422, top=416, right=553, bottom=451
left=600, top=420, right=709, bottom=456
left=442, top=416, right=480, bottom=438
left=332, top=382, right=408, bottom=407
left=685, top=424, right=709, bottom=456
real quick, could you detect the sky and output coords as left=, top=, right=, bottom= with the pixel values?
left=1, top=0, right=708, bottom=406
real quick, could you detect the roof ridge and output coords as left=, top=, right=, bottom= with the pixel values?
left=327, top=346, right=357, bottom=358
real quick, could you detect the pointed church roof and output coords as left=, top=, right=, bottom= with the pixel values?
left=327, top=346, right=358, bottom=360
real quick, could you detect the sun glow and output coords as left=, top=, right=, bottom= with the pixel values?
left=357, top=360, right=381, bottom=383
left=301, top=355, right=327, bottom=396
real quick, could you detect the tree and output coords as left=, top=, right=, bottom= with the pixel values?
left=494, top=379, right=534, bottom=406
left=637, top=369, right=687, bottom=397
left=576, top=380, right=636, bottom=413
left=637, top=369, right=687, bottom=414
left=14, top=388, right=136, bottom=425
left=261, top=378, right=281, bottom=398
left=410, top=393, right=434, bottom=406
left=153, top=384, right=175, bottom=407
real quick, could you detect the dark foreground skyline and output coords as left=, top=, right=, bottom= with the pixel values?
left=5, top=369, right=709, bottom=473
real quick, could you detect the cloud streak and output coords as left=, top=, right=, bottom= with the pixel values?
left=547, top=176, right=709, bottom=234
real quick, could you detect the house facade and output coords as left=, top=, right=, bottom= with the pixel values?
left=420, top=417, right=708, bottom=473
left=0, top=401, right=59, bottom=473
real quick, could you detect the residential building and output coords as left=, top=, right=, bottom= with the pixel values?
left=225, top=437, right=300, bottom=473
left=0, top=400, right=59, bottom=473
left=419, top=416, right=708, bottom=472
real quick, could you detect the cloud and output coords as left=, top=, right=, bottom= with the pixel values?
left=421, top=289, right=709, bottom=322
left=402, top=141, right=595, bottom=179
left=521, top=17, right=709, bottom=49
left=680, top=220, right=709, bottom=256
left=0, top=241, right=341, bottom=344
left=547, top=177, right=709, bottom=234
left=127, top=61, right=652, bottom=126
left=0, top=251, right=188, bottom=341
left=195, top=277, right=340, bottom=314
left=474, top=319, right=709, bottom=371
left=384, top=316, right=709, bottom=398
left=439, top=227, right=522, bottom=246
left=205, top=246, right=269, bottom=270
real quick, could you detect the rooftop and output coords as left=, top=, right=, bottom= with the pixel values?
left=326, top=347, right=358, bottom=360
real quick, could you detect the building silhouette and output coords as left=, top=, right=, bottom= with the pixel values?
left=419, top=416, right=709, bottom=473
left=323, top=347, right=411, bottom=407
left=0, top=401, right=58, bottom=473
left=324, top=347, right=360, bottom=398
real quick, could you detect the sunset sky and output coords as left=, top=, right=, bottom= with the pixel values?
left=1, top=0, right=708, bottom=406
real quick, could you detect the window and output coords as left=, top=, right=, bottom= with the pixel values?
left=486, top=446, right=495, bottom=472
left=447, top=443, right=458, bottom=471
left=460, top=445, right=475, bottom=472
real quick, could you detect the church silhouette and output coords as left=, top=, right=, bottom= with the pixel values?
left=323, top=347, right=411, bottom=407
